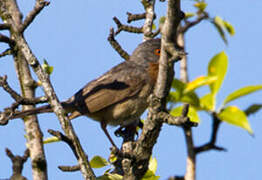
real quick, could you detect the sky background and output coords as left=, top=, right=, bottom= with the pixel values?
left=0, top=0, right=262, bottom=179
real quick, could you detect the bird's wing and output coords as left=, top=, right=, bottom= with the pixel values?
left=71, top=62, right=148, bottom=113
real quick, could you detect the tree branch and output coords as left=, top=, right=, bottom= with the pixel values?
left=20, top=0, right=50, bottom=33
left=0, top=33, right=15, bottom=45
left=121, top=0, right=186, bottom=179
left=48, top=129, right=78, bottom=159
left=0, top=1, right=48, bottom=179
left=127, top=12, right=146, bottom=23
left=107, top=28, right=130, bottom=60
left=179, top=12, right=209, bottom=34
left=0, top=48, right=12, bottom=58
left=0, top=23, right=10, bottom=30
left=58, top=165, right=80, bottom=172
left=6, top=148, right=29, bottom=180
left=162, top=104, right=197, bottom=126
left=16, top=28, right=95, bottom=180
left=194, top=113, right=226, bottom=154
left=0, top=75, right=48, bottom=125
left=141, top=0, right=156, bottom=41
left=0, top=0, right=95, bottom=179
left=113, top=17, right=143, bottom=35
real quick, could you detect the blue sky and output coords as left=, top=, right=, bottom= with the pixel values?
left=0, top=0, right=262, bottom=179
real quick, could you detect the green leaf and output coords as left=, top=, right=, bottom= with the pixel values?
left=184, top=76, right=217, bottom=93
left=218, top=106, right=253, bottom=134
left=194, top=1, right=207, bottom=12
left=142, top=175, right=160, bottom=180
left=170, top=106, right=200, bottom=123
left=43, top=136, right=60, bottom=144
left=42, top=59, right=54, bottom=75
left=168, top=91, right=200, bottom=107
left=152, top=23, right=156, bottom=30
left=185, top=12, right=195, bottom=19
left=213, top=16, right=227, bottom=44
left=245, top=104, right=262, bottom=116
left=181, top=92, right=200, bottom=108
left=200, top=93, right=215, bottom=111
left=96, top=173, right=123, bottom=180
left=148, top=157, right=157, bottom=174
left=109, top=152, right=117, bottom=163
left=171, top=78, right=186, bottom=93
left=208, top=51, right=228, bottom=96
left=90, top=156, right=109, bottom=169
left=159, top=16, right=166, bottom=25
left=223, top=85, right=262, bottom=105
left=223, top=20, right=235, bottom=36
left=169, top=79, right=200, bottom=108
left=142, top=157, right=160, bottom=180
left=168, top=91, right=180, bottom=103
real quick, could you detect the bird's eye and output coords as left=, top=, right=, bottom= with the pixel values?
left=154, top=48, right=161, bottom=56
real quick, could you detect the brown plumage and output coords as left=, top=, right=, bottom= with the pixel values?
left=12, top=39, right=161, bottom=146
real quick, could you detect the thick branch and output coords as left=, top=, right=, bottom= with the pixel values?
left=0, top=1, right=48, bottom=179
left=141, top=0, right=156, bottom=40
left=124, top=1, right=185, bottom=179
left=0, top=0, right=95, bottom=179
left=18, top=41, right=95, bottom=178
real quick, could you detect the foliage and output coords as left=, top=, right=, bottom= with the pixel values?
left=168, top=51, right=262, bottom=133
left=91, top=156, right=159, bottom=180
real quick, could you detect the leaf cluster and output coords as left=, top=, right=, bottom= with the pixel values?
left=168, top=51, right=262, bottom=134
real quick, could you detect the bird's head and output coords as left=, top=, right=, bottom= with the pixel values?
left=129, top=38, right=161, bottom=67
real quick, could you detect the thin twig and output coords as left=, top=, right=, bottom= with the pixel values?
left=0, top=33, right=15, bottom=45
left=179, top=12, right=209, bottom=34
left=113, top=17, right=143, bottom=35
left=0, top=23, right=10, bottom=30
left=177, top=10, right=198, bottom=180
left=0, top=75, right=47, bottom=125
left=194, top=113, right=226, bottom=154
left=0, top=75, right=46, bottom=107
left=58, top=165, right=80, bottom=172
left=150, top=28, right=161, bottom=38
left=21, top=0, right=50, bottom=33
left=127, top=12, right=146, bottom=23
left=162, top=104, right=197, bottom=127
left=0, top=48, right=12, bottom=58
left=5, top=148, right=29, bottom=179
left=168, top=176, right=185, bottom=180
left=107, top=28, right=130, bottom=60
left=0, top=75, right=36, bottom=103
left=48, top=129, right=79, bottom=158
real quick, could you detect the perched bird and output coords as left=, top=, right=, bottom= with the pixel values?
left=11, top=39, right=162, bottom=147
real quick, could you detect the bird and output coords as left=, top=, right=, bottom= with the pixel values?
left=10, top=38, right=162, bottom=147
